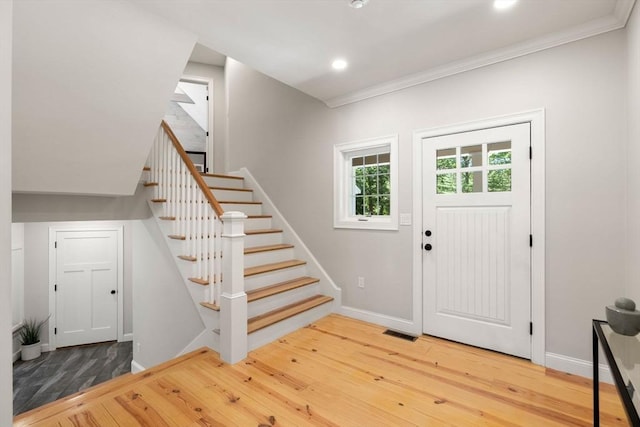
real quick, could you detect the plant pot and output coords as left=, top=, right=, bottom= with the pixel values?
left=21, top=342, right=42, bottom=361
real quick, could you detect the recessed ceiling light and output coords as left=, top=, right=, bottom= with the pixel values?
left=349, top=0, right=370, bottom=9
left=332, top=59, right=348, bottom=71
left=494, top=0, right=518, bottom=10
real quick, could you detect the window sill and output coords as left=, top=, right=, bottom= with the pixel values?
left=334, top=218, right=398, bottom=231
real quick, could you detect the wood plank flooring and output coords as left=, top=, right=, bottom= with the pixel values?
left=14, top=315, right=627, bottom=426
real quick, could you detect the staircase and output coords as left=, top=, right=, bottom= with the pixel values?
left=200, top=172, right=336, bottom=348
left=144, top=121, right=339, bottom=362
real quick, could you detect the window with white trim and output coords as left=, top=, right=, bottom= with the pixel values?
left=334, top=135, right=398, bottom=230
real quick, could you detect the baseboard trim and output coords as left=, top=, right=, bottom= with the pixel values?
left=131, top=360, right=146, bottom=374
left=122, top=333, right=133, bottom=342
left=545, top=352, right=612, bottom=384
left=340, top=306, right=419, bottom=335
left=12, top=349, right=21, bottom=363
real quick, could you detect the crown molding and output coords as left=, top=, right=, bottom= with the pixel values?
left=324, top=0, right=636, bottom=108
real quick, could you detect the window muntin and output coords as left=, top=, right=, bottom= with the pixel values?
left=351, top=152, right=391, bottom=216
left=334, top=136, right=398, bottom=230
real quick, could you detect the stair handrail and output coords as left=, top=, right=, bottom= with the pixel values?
left=160, top=120, right=224, bottom=218
left=148, top=121, right=224, bottom=309
left=147, top=121, right=247, bottom=363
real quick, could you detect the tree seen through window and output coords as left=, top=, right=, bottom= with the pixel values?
left=352, top=153, right=391, bottom=216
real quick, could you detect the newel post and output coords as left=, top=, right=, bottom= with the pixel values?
left=220, top=211, right=248, bottom=364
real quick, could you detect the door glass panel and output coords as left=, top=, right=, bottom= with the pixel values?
left=461, top=145, right=482, bottom=168
left=461, top=171, right=483, bottom=193
left=488, top=169, right=511, bottom=192
left=437, top=173, right=457, bottom=194
left=436, top=149, right=456, bottom=170
left=488, top=141, right=511, bottom=165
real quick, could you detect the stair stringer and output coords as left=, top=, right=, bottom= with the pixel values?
left=233, top=168, right=342, bottom=351
left=144, top=188, right=220, bottom=353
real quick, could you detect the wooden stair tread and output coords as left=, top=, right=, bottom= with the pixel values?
left=219, top=200, right=262, bottom=205
left=244, top=244, right=294, bottom=254
left=200, top=302, right=220, bottom=311
left=168, top=234, right=186, bottom=240
left=143, top=166, right=151, bottom=171
left=143, top=182, right=158, bottom=187
left=189, top=277, right=209, bottom=286
left=246, top=215, right=272, bottom=219
left=245, top=229, right=282, bottom=235
left=151, top=198, right=166, bottom=203
left=178, top=255, right=197, bottom=262
left=247, top=295, right=333, bottom=333
left=245, top=259, right=306, bottom=277
left=247, top=276, right=319, bottom=302
left=201, top=173, right=244, bottom=180
left=159, top=216, right=175, bottom=221
left=209, top=186, right=253, bottom=192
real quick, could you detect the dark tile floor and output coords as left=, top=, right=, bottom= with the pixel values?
left=13, top=341, right=132, bottom=416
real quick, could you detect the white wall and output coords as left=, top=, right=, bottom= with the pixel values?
left=11, top=223, right=24, bottom=362
left=183, top=62, right=227, bottom=173
left=0, top=0, right=13, bottom=422
left=13, top=184, right=151, bottom=223
left=627, top=0, right=640, bottom=304
left=12, top=0, right=197, bottom=196
left=227, top=30, right=628, bottom=363
left=23, top=221, right=136, bottom=347
left=132, top=219, right=204, bottom=369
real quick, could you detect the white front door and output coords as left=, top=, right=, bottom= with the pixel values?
left=422, top=123, right=531, bottom=358
left=55, top=230, right=119, bottom=347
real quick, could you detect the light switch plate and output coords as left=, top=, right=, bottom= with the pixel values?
left=400, top=213, right=412, bottom=226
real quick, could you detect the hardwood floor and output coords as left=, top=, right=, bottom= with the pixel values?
left=13, top=341, right=132, bottom=416
left=14, top=315, right=627, bottom=426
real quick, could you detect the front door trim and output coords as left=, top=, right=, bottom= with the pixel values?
left=48, top=225, right=124, bottom=351
left=412, top=109, right=545, bottom=365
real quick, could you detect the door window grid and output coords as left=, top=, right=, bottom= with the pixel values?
left=436, top=142, right=512, bottom=194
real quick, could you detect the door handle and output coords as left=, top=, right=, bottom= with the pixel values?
left=110, top=290, right=116, bottom=295
left=424, top=243, right=432, bottom=251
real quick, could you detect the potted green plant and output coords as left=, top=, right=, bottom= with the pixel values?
left=19, top=317, right=49, bottom=361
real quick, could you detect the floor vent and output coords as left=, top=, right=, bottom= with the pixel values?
left=383, top=329, right=418, bottom=342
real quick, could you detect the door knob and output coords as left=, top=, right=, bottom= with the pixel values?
left=424, top=243, right=432, bottom=251
left=110, top=290, right=116, bottom=295
left=425, top=230, right=432, bottom=237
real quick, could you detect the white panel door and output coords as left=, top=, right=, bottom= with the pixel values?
left=422, top=123, right=531, bottom=358
left=55, top=230, right=118, bottom=347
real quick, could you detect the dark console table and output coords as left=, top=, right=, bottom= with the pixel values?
left=593, top=319, right=640, bottom=426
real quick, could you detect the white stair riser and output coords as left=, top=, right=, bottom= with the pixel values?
left=202, top=175, right=245, bottom=189
left=212, top=188, right=254, bottom=203
left=245, top=232, right=283, bottom=247
left=186, top=282, right=210, bottom=309
left=220, top=203, right=263, bottom=216
left=245, top=265, right=308, bottom=291
left=248, top=283, right=320, bottom=318
left=244, top=248, right=295, bottom=268
left=197, top=307, right=220, bottom=331
left=248, top=301, right=334, bottom=351
left=244, top=217, right=272, bottom=231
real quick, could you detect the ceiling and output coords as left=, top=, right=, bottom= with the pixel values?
left=131, top=0, right=636, bottom=107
